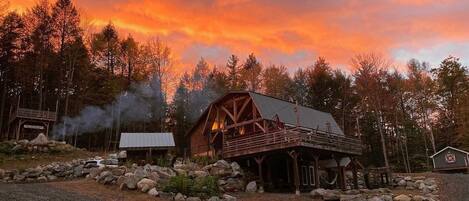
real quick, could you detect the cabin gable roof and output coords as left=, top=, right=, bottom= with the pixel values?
left=430, top=146, right=469, bottom=158
left=248, top=92, right=344, bottom=135
left=187, top=91, right=345, bottom=137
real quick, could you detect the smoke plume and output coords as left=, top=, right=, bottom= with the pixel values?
left=52, top=77, right=165, bottom=138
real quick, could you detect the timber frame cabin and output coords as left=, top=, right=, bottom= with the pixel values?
left=187, top=91, right=362, bottom=194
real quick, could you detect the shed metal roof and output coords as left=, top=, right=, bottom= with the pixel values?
left=119, top=133, right=175, bottom=149
left=249, top=92, right=344, bottom=135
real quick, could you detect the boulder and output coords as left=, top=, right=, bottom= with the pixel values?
left=340, top=194, right=364, bottom=201
left=222, top=178, right=244, bottom=192
left=30, top=133, right=48, bottom=145
left=209, top=166, right=232, bottom=177
left=382, top=195, right=392, bottom=201
left=174, top=193, right=185, bottom=201
left=148, top=188, right=159, bottom=197
left=137, top=178, right=156, bottom=192
left=191, top=170, right=209, bottom=178
left=37, top=176, right=47, bottom=182
left=134, top=168, right=147, bottom=180
left=111, top=167, right=126, bottom=176
left=208, top=196, right=221, bottom=201
left=424, top=178, right=436, bottom=186
left=422, top=186, right=432, bottom=194
left=245, top=181, right=257, bottom=193
left=404, top=176, right=412, bottom=181
left=73, top=165, right=84, bottom=177
left=186, top=197, right=201, bottom=201
left=311, top=188, right=328, bottom=197
left=121, top=174, right=139, bottom=190
left=222, top=194, right=237, bottom=201
left=46, top=175, right=57, bottom=181
left=367, top=196, right=383, bottom=201
left=394, top=194, right=411, bottom=201
left=397, top=179, right=406, bottom=186
left=89, top=168, right=102, bottom=179
left=214, top=160, right=231, bottom=169
left=310, top=188, right=340, bottom=201
left=412, top=195, right=426, bottom=201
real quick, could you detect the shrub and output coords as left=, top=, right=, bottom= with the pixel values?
left=163, top=175, right=194, bottom=195
left=163, top=175, right=219, bottom=198
left=191, top=156, right=218, bottom=166
left=0, top=142, right=14, bottom=154
left=192, top=176, right=219, bottom=198
left=155, top=156, right=171, bottom=167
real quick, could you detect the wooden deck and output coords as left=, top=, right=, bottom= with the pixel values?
left=223, top=127, right=362, bottom=158
left=9, top=108, right=57, bottom=123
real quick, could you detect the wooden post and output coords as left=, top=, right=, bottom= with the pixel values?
left=288, top=150, right=300, bottom=195
left=255, top=155, right=266, bottom=193
left=313, top=155, right=320, bottom=189
left=334, top=156, right=346, bottom=190
left=351, top=157, right=359, bottom=189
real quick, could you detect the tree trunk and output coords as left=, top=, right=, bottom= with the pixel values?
left=0, top=79, right=7, bottom=136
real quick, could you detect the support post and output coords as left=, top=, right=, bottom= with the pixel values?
left=255, top=155, right=266, bottom=193
left=351, top=157, right=358, bottom=189
left=288, top=150, right=300, bottom=195
left=313, top=155, right=320, bottom=189
left=334, top=156, right=346, bottom=190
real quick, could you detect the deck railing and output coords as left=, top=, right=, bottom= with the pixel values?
left=10, top=108, right=57, bottom=122
left=223, top=127, right=362, bottom=158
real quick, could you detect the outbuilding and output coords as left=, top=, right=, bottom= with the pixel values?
left=119, top=132, right=175, bottom=164
left=430, top=146, right=469, bottom=172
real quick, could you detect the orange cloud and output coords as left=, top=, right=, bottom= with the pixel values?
left=9, top=0, right=469, bottom=73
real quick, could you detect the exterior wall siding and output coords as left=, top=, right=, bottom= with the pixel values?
left=190, top=123, right=211, bottom=156
left=433, top=148, right=468, bottom=169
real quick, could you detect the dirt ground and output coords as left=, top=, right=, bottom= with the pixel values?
left=2, top=172, right=468, bottom=201
left=50, top=179, right=163, bottom=201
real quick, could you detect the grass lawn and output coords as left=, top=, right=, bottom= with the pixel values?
left=0, top=150, right=98, bottom=170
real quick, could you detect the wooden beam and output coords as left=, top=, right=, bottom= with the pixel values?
left=288, top=150, right=300, bottom=195
left=233, top=98, right=237, bottom=124
left=236, top=98, right=251, bottom=120
left=314, top=155, right=320, bottom=189
left=255, top=155, right=266, bottom=193
left=224, top=118, right=263, bottom=130
left=220, top=105, right=235, bottom=122
left=255, top=122, right=266, bottom=133
left=334, top=156, right=346, bottom=190
left=202, top=105, right=213, bottom=135
left=351, top=157, right=359, bottom=189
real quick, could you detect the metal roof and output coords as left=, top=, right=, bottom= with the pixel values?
left=249, top=92, right=345, bottom=136
left=119, top=133, right=175, bottom=149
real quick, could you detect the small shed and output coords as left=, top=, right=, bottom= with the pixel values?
left=430, top=146, right=469, bottom=172
left=119, top=133, right=175, bottom=163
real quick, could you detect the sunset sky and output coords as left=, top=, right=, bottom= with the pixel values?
left=10, top=0, right=469, bottom=73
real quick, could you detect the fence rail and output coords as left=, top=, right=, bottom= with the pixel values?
left=10, top=108, right=57, bottom=122
left=223, top=127, right=362, bottom=158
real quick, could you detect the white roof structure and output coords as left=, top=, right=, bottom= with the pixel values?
left=119, top=133, right=175, bottom=149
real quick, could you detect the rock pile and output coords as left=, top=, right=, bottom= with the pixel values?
left=3, top=134, right=79, bottom=153
left=393, top=175, right=439, bottom=201
left=0, top=159, right=85, bottom=183
left=309, top=174, right=440, bottom=201
left=0, top=158, right=244, bottom=200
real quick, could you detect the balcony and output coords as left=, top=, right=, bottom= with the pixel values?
left=9, top=108, right=57, bottom=123
left=223, top=127, right=362, bottom=158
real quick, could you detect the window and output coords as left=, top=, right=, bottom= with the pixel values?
left=301, top=166, right=308, bottom=185
left=309, top=166, right=315, bottom=185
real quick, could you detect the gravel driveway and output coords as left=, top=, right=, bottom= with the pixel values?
left=0, top=183, right=99, bottom=201
left=438, top=173, right=469, bottom=201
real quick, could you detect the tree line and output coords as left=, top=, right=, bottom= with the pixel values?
left=0, top=0, right=468, bottom=172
